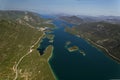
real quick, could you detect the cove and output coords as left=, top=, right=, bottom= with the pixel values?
left=41, top=15, right=120, bottom=80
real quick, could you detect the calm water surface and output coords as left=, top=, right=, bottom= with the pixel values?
left=40, top=15, right=120, bottom=80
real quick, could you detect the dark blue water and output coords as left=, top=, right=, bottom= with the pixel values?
left=40, top=15, right=120, bottom=80
left=37, top=37, right=52, bottom=55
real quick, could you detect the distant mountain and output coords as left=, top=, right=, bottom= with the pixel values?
left=78, top=15, right=120, bottom=24
left=59, top=16, right=84, bottom=25
left=0, top=10, right=56, bottom=28
left=60, top=15, right=120, bottom=25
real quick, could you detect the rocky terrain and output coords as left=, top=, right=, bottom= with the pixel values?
left=62, top=16, right=120, bottom=63
left=0, top=10, right=55, bottom=80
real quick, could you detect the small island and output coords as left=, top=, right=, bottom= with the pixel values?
left=67, top=46, right=79, bottom=52
left=45, top=34, right=55, bottom=43
left=65, top=41, right=71, bottom=48
left=46, top=34, right=55, bottom=40
left=66, top=41, right=71, bottom=46
left=45, top=29, right=53, bottom=34
left=49, top=39, right=54, bottom=43
left=79, top=50, right=86, bottom=56
left=65, top=41, right=86, bottom=56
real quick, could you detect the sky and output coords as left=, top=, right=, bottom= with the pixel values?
left=0, top=0, right=120, bottom=16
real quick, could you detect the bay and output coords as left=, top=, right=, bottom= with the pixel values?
left=40, top=15, right=120, bottom=80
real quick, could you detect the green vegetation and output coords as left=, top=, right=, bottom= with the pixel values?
left=0, top=11, right=55, bottom=80
left=0, top=10, right=55, bottom=29
left=65, top=41, right=79, bottom=52
left=60, top=16, right=84, bottom=24
left=65, top=27, right=78, bottom=35
left=65, top=21, right=120, bottom=63
left=67, top=46, right=79, bottom=52
left=45, top=34, right=55, bottom=43
left=18, top=45, right=55, bottom=80
left=46, top=34, right=55, bottom=40
left=65, top=41, right=86, bottom=56
left=40, top=23, right=56, bottom=29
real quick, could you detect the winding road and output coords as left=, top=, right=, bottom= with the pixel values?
left=13, top=33, right=45, bottom=80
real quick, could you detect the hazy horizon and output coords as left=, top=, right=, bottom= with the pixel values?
left=0, top=0, right=120, bottom=16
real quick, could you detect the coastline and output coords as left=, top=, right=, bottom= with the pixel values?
left=76, top=34, right=120, bottom=64
left=37, top=32, right=57, bottom=80
left=86, top=38, right=120, bottom=64
left=65, top=29, right=120, bottom=63
left=40, top=23, right=57, bottom=79
left=39, top=32, right=57, bottom=80
left=47, top=46, right=58, bottom=80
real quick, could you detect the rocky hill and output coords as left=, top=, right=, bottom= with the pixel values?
left=65, top=17, right=120, bottom=63
left=59, top=16, right=84, bottom=24
left=0, top=11, right=55, bottom=80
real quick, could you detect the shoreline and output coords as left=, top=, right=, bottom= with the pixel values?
left=87, top=38, right=120, bottom=64
left=37, top=32, right=57, bottom=80
left=40, top=32, right=57, bottom=80
left=47, top=46, right=58, bottom=80
left=40, top=27, right=57, bottom=79
left=74, top=34, right=120, bottom=64
left=65, top=29, right=120, bottom=63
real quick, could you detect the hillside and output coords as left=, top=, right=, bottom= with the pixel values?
left=0, top=10, right=55, bottom=29
left=65, top=21, right=120, bottom=63
left=0, top=11, right=55, bottom=80
left=59, top=16, right=84, bottom=24
left=60, top=15, right=120, bottom=24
